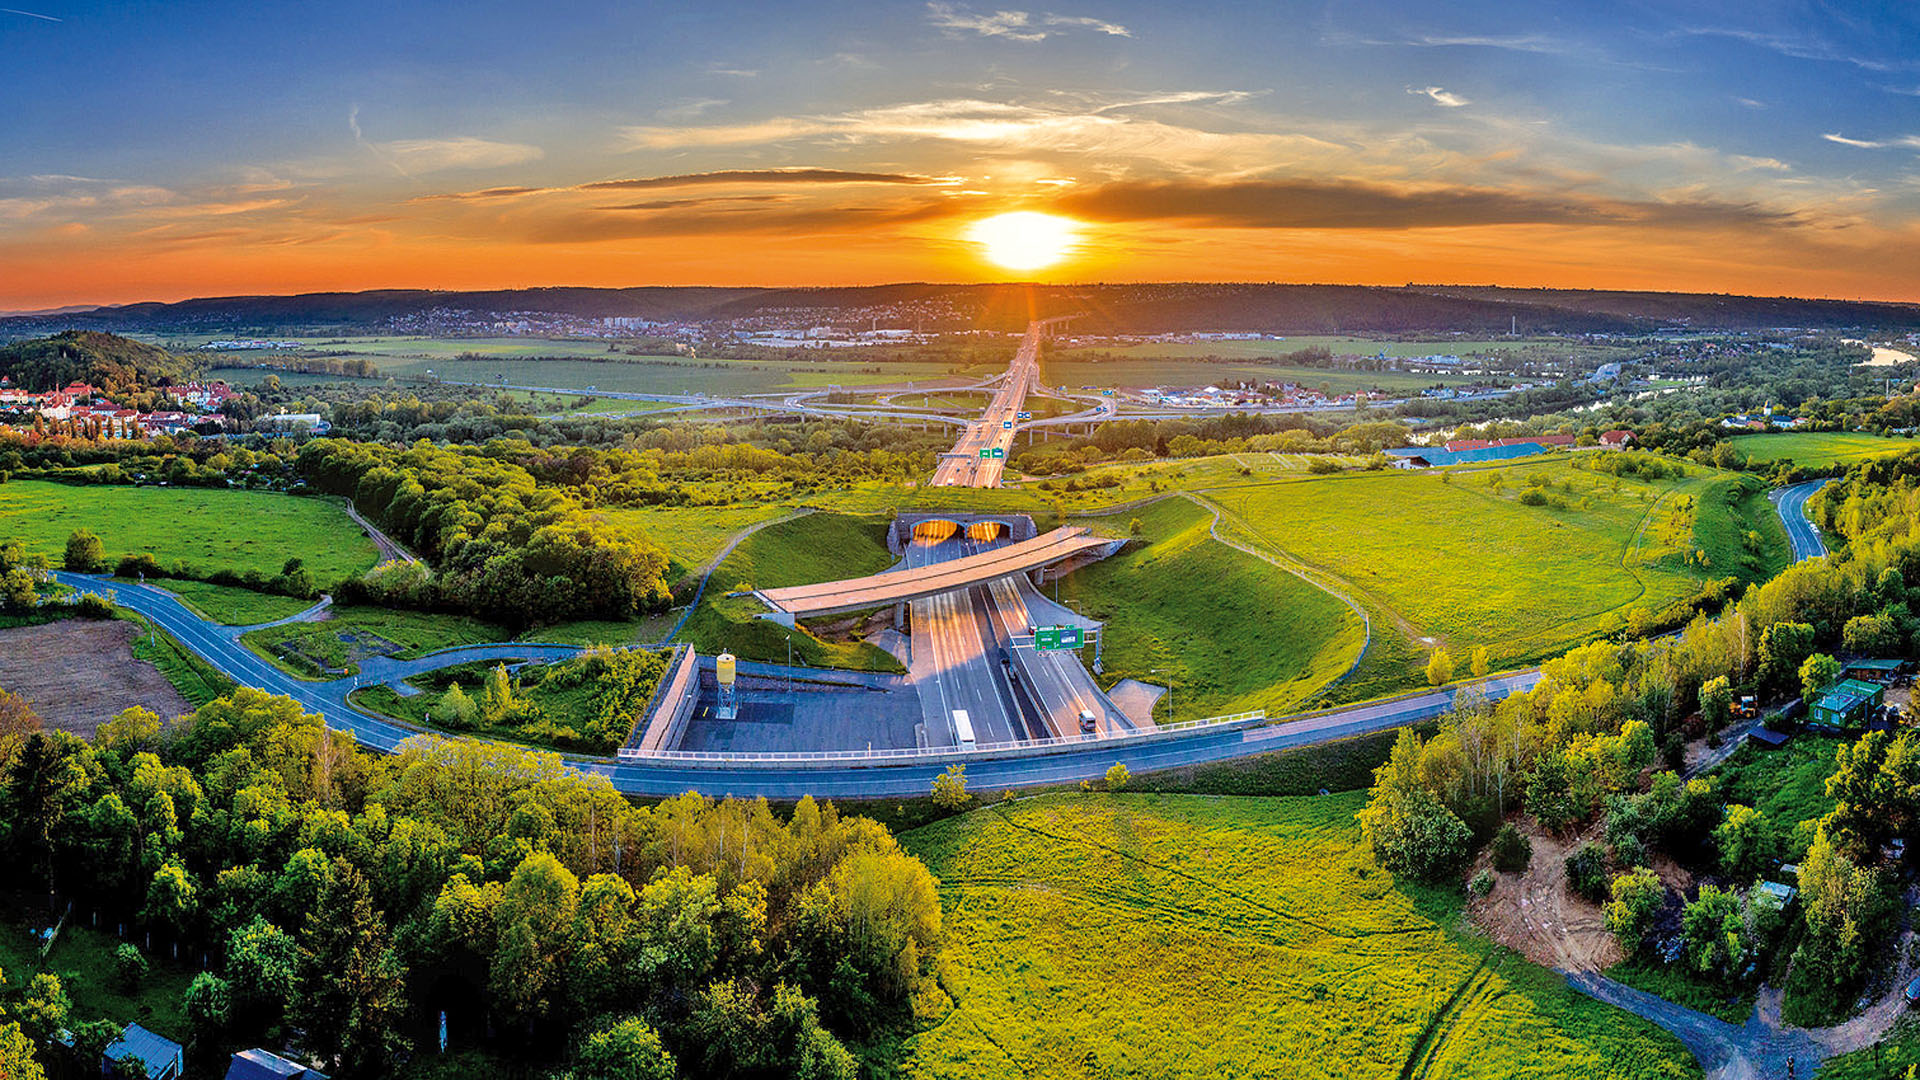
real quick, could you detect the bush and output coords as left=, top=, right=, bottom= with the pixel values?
left=114, top=943, right=147, bottom=992
left=1105, top=762, right=1130, bottom=791
left=75, top=592, right=116, bottom=619
left=1469, top=869, right=1494, bottom=897
left=931, top=764, right=970, bottom=810
left=64, top=528, right=105, bottom=572
left=1564, top=842, right=1609, bottom=901
left=1490, top=823, right=1532, bottom=872
left=1602, top=867, right=1663, bottom=955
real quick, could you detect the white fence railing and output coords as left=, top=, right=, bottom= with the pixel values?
left=615, top=709, right=1267, bottom=763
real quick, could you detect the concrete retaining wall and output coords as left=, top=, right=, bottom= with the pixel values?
left=627, top=644, right=700, bottom=754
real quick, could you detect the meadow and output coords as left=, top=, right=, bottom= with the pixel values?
left=147, top=578, right=315, bottom=625
left=0, top=480, right=380, bottom=582
left=241, top=606, right=504, bottom=677
left=1199, top=456, right=1775, bottom=666
left=0, top=911, right=197, bottom=1047
left=1062, top=496, right=1365, bottom=719
left=1067, top=335, right=1531, bottom=359
left=889, top=792, right=1700, bottom=1080
left=597, top=503, right=799, bottom=584
left=1728, top=431, right=1917, bottom=469
left=673, top=511, right=903, bottom=671
left=1033, top=357, right=1477, bottom=394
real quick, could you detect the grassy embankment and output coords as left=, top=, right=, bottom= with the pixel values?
left=0, top=480, right=379, bottom=583
left=1728, top=431, right=1917, bottom=469
left=241, top=607, right=505, bottom=678
left=144, top=579, right=314, bottom=625
left=883, top=792, right=1701, bottom=1079
left=673, top=511, right=903, bottom=672
left=1062, top=495, right=1365, bottom=721
left=350, top=648, right=672, bottom=753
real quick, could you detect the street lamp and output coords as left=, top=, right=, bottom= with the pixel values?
left=1151, top=668, right=1175, bottom=723
left=785, top=635, right=793, bottom=694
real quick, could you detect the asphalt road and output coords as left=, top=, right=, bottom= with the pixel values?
left=906, top=535, right=1027, bottom=745
left=63, top=568, right=1544, bottom=798
left=1771, top=479, right=1830, bottom=562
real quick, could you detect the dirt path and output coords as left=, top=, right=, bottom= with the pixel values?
left=0, top=620, right=192, bottom=734
left=1468, top=829, right=1623, bottom=972
left=343, top=499, right=417, bottom=564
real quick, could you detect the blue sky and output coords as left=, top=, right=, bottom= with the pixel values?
left=3, top=0, right=1919, bottom=306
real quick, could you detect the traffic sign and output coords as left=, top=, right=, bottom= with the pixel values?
left=990, top=447, right=1005, bottom=459
left=1003, top=420, right=1014, bottom=429
left=1017, top=411, right=1032, bottom=419
left=1101, top=389, right=1114, bottom=396
left=979, top=448, right=992, bottom=459
left=1033, top=625, right=1085, bottom=650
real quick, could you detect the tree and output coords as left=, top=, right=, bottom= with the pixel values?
left=1757, top=622, right=1815, bottom=692
left=490, top=851, right=581, bottom=1028
left=1715, top=804, right=1770, bottom=880
left=1603, top=867, right=1663, bottom=954
left=1490, top=823, right=1532, bottom=872
left=181, top=972, right=231, bottom=1049
left=0, top=689, right=40, bottom=763
left=225, top=917, right=297, bottom=1032
left=114, top=943, right=148, bottom=992
left=17, top=972, right=68, bottom=1045
left=1426, top=648, right=1455, bottom=687
left=0, top=1021, right=46, bottom=1080
left=1470, top=645, right=1490, bottom=679
left=1128, top=517, right=1142, bottom=536
left=1563, top=842, right=1609, bottom=901
left=572, top=1016, right=676, bottom=1080
left=930, top=764, right=970, bottom=810
left=98, top=707, right=160, bottom=752
left=1800, top=652, right=1841, bottom=704
left=1105, top=762, right=1130, bottom=791
left=0, top=567, right=36, bottom=612
left=1681, top=885, right=1749, bottom=981
left=483, top=663, right=515, bottom=723
left=142, top=859, right=198, bottom=944
left=439, top=683, right=478, bottom=729
left=295, top=858, right=409, bottom=1076
left=64, top=528, right=105, bottom=572
left=1699, top=676, right=1733, bottom=731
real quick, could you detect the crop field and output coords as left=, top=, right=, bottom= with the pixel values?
left=674, top=511, right=902, bottom=671
left=1728, top=431, right=1916, bottom=469
left=1200, top=456, right=1759, bottom=665
left=1063, top=496, right=1365, bottom=719
left=889, top=793, right=1700, bottom=1080
left=0, top=480, right=380, bottom=582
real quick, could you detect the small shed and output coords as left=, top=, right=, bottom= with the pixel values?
left=1746, top=727, right=1791, bottom=748
left=1810, top=678, right=1886, bottom=729
left=105, top=1023, right=183, bottom=1080
left=224, top=1048, right=330, bottom=1080
left=1842, top=658, right=1905, bottom=684
left=1753, top=881, right=1798, bottom=910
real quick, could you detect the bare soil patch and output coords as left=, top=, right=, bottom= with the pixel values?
left=1467, top=826, right=1622, bottom=972
left=0, top=620, right=191, bottom=736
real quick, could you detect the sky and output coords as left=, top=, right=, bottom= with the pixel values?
left=4, top=0, right=1920, bottom=308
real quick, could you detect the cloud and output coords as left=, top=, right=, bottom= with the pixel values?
left=925, top=3, right=1129, bottom=42
left=1733, top=97, right=1766, bottom=109
left=1, top=7, right=60, bottom=21
left=655, top=98, right=729, bottom=121
left=1396, top=33, right=1565, bottom=54
left=1409, top=86, right=1470, bottom=108
left=1823, top=133, right=1920, bottom=150
left=581, top=168, right=947, bottom=190
left=412, top=186, right=546, bottom=202
left=1051, top=177, right=1802, bottom=231
left=1676, top=26, right=1909, bottom=73
left=379, top=136, right=543, bottom=172
left=704, top=64, right=758, bottom=77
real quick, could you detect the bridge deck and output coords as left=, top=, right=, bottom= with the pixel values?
left=757, top=526, right=1113, bottom=618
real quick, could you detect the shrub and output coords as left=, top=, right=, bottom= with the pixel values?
left=1469, top=869, right=1494, bottom=897
left=114, top=943, right=147, bottom=992
left=1490, top=823, right=1532, bottom=872
left=1602, top=867, right=1663, bottom=955
left=75, top=592, right=116, bottom=619
left=64, top=528, right=105, bottom=572
left=1105, top=762, right=1130, bottom=791
left=1564, top=842, right=1609, bottom=901
left=931, top=764, right=970, bottom=810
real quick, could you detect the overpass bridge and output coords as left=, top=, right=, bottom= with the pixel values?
left=754, top=525, right=1120, bottom=623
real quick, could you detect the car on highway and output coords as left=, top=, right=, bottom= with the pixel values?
left=1079, top=709, right=1097, bottom=733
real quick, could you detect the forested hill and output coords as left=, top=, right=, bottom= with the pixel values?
left=8, top=282, right=1920, bottom=336
left=0, top=330, right=202, bottom=394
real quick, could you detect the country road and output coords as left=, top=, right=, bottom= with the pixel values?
left=1771, top=479, right=1829, bottom=562
left=60, top=569, right=1543, bottom=798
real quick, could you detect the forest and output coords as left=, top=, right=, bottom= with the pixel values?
left=0, top=688, right=939, bottom=1079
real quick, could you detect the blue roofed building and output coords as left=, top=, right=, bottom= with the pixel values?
left=105, top=1023, right=183, bottom=1080
left=224, top=1048, right=331, bottom=1080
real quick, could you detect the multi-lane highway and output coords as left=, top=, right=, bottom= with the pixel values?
left=931, top=319, right=1065, bottom=487
left=1772, top=479, right=1829, bottom=562
left=63, top=567, right=1543, bottom=797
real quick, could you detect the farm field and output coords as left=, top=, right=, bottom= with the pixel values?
left=0, top=480, right=380, bottom=582
left=1067, top=335, right=1532, bottom=359
left=1200, top=456, right=1761, bottom=665
left=890, top=792, right=1700, bottom=1080
left=673, top=510, right=903, bottom=672
left=1063, top=496, right=1365, bottom=719
left=1728, top=431, right=1916, bottom=468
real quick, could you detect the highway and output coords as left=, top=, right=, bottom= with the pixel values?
left=931, top=318, right=1065, bottom=488
left=1771, top=479, right=1830, bottom=562
left=62, top=568, right=1545, bottom=798
left=905, top=534, right=1030, bottom=746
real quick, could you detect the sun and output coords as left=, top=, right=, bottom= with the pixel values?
left=968, top=211, right=1080, bottom=271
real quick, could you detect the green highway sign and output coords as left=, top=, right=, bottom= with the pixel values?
left=979, top=448, right=992, bottom=459
left=1033, top=625, right=1085, bottom=650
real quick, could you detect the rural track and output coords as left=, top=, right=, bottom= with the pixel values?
left=650, top=506, right=816, bottom=646
left=341, top=499, right=418, bottom=564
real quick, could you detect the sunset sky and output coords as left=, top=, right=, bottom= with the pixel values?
left=5, top=1, right=1920, bottom=308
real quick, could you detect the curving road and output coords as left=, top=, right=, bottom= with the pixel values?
left=1771, top=479, right=1829, bottom=562
left=63, top=568, right=1544, bottom=798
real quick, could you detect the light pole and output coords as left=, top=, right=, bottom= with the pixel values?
left=785, top=636, right=793, bottom=694
left=1151, top=668, right=1175, bottom=723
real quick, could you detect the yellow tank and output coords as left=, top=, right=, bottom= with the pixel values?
left=716, top=652, right=737, bottom=688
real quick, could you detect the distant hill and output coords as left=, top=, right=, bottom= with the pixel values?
left=6, top=282, right=1919, bottom=337
left=0, top=330, right=202, bottom=394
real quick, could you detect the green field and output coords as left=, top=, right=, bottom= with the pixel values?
left=1036, top=358, right=1477, bottom=394
left=0, top=481, right=380, bottom=582
left=673, top=511, right=903, bottom=672
left=1071, top=336, right=1531, bottom=359
left=1728, top=431, right=1917, bottom=469
left=1200, top=456, right=1762, bottom=666
left=0, top=908, right=196, bottom=1044
left=599, top=503, right=799, bottom=584
left=147, top=578, right=315, bottom=625
left=889, top=793, right=1700, bottom=1079
left=1063, top=496, right=1365, bottom=720
left=241, top=606, right=504, bottom=677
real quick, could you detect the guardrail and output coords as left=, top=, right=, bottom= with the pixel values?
left=615, top=709, right=1268, bottom=763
